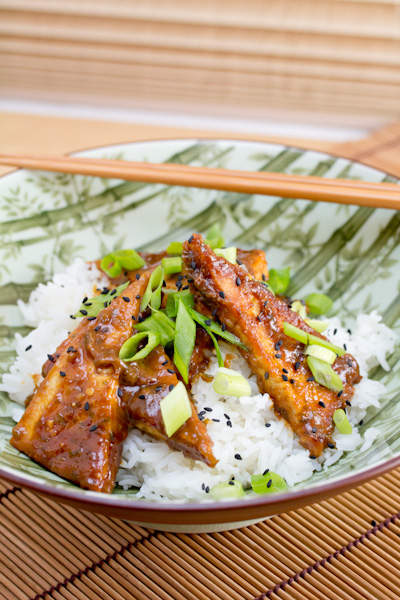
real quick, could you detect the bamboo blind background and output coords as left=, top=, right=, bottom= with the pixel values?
left=0, top=117, right=400, bottom=600
left=1, top=0, right=400, bottom=124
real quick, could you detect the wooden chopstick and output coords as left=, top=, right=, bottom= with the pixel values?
left=0, top=153, right=399, bottom=210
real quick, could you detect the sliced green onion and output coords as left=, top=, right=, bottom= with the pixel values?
left=135, top=311, right=175, bottom=346
left=204, top=223, right=225, bottom=249
left=283, top=322, right=345, bottom=356
left=112, top=249, right=145, bottom=271
left=268, top=267, right=291, bottom=295
left=187, top=307, right=247, bottom=350
left=307, top=356, right=343, bottom=393
left=307, top=333, right=345, bottom=357
left=305, top=293, right=333, bottom=315
left=214, top=247, right=237, bottom=264
left=100, top=253, right=122, bottom=278
left=283, top=322, right=308, bottom=345
left=207, top=329, right=224, bottom=368
left=213, top=367, right=252, bottom=397
left=74, top=281, right=129, bottom=318
left=305, top=344, right=336, bottom=365
left=161, top=256, right=182, bottom=275
left=160, top=381, right=192, bottom=438
left=333, top=409, right=353, bottom=435
left=305, top=318, right=329, bottom=333
left=119, top=331, right=161, bottom=362
left=251, top=472, right=287, bottom=495
left=140, top=265, right=164, bottom=311
left=291, top=300, right=307, bottom=320
left=210, top=481, right=245, bottom=500
left=166, top=290, right=194, bottom=318
left=166, top=241, right=183, bottom=255
left=173, top=300, right=196, bottom=384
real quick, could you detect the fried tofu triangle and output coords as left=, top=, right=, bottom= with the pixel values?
left=11, top=275, right=150, bottom=493
left=120, top=346, right=217, bottom=466
left=182, top=234, right=362, bottom=457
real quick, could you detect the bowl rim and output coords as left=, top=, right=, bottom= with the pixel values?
left=0, top=136, right=398, bottom=523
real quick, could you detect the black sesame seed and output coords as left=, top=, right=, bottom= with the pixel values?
left=198, top=411, right=206, bottom=416
left=104, top=301, right=108, bottom=308
left=219, top=291, right=225, bottom=299
left=138, top=394, right=145, bottom=400
left=236, top=277, right=241, bottom=286
left=359, top=420, right=363, bottom=426
left=212, top=419, right=220, bottom=422
left=275, top=354, right=282, bottom=359
left=69, top=315, right=76, bottom=319
left=290, top=379, right=295, bottom=384
left=188, top=278, right=194, bottom=283
left=182, top=285, right=189, bottom=290
left=201, top=483, right=205, bottom=490
left=265, top=423, right=271, bottom=427
left=337, top=390, right=343, bottom=398
left=83, top=302, right=92, bottom=307
left=263, top=468, right=270, bottom=476
left=101, top=288, right=109, bottom=295
left=169, top=384, right=174, bottom=391
left=227, top=420, right=232, bottom=427
left=294, top=361, right=301, bottom=370
left=221, top=323, right=226, bottom=332
left=205, top=319, right=212, bottom=326
left=275, top=340, right=283, bottom=350
left=333, top=328, right=337, bottom=335
left=262, top=273, right=266, bottom=282
left=80, top=309, right=88, bottom=316
left=310, top=455, right=316, bottom=459
left=205, top=486, right=210, bottom=493
left=282, top=374, right=288, bottom=382
left=346, top=400, right=351, bottom=406
left=90, top=425, right=98, bottom=432
left=87, top=316, right=96, bottom=321
left=162, top=360, right=169, bottom=365
left=60, top=371, right=66, bottom=377
left=264, top=371, right=269, bottom=380
left=204, top=407, right=212, bottom=412
left=307, top=376, right=315, bottom=382
left=82, top=296, right=88, bottom=303
left=347, top=329, right=352, bottom=335
left=95, top=326, right=101, bottom=332
left=256, top=315, right=262, bottom=322
left=167, top=368, right=175, bottom=374
left=228, top=480, right=234, bottom=485
left=122, top=296, right=130, bottom=302
left=234, top=453, right=242, bottom=460
left=327, top=442, right=335, bottom=449
left=224, top=414, right=230, bottom=419
left=267, top=479, right=272, bottom=488
left=347, top=359, right=353, bottom=367
left=176, top=280, right=183, bottom=290
left=117, top=388, right=123, bottom=398
left=177, top=274, right=183, bottom=281
left=110, top=289, right=117, bottom=295
left=84, top=402, right=90, bottom=411
left=212, top=308, right=218, bottom=317
left=138, top=315, right=144, bottom=323
left=343, top=343, right=347, bottom=351
left=155, top=386, right=162, bottom=392
left=319, top=401, right=326, bottom=408
left=191, top=261, right=196, bottom=270
left=131, top=315, right=136, bottom=321
left=236, top=259, right=242, bottom=265
left=312, top=426, right=317, bottom=433
left=102, top=327, right=109, bottom=333
left=135, top=273, right=140, bottom=280
left=25, top=345, right=32, bottom=351
left=189, top=235, right=194, bottom=243
left=264, top=300, right=268, bottom=307
left=282, top=368, right=288, bottom=374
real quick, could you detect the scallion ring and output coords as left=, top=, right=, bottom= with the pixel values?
left=119, top=331, right=161, bottom=362
left=213, top=367, right=252, bottom=398
left=333, top=409, right=352, bottom=434
left=160, top=381, right=192, bottom=438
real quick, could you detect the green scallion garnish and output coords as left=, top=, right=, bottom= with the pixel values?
left=283, top=322, right=345, bottom=356
left=140, top=265, right=164, bottom=311
left=173, top=300, right=196, bottom=384
left=305, top=344, right=336, bottom=365
left=204, top=223, right=225, bottom=249
left=135, top=311, right=175, bottom=347
left=213, top=367, right=252, bottom=397
left=187, top=307, right=247, bottom=350
left=165, top=289, right=194, bottom=318
left=74, top=281, right=129, bottom=318
left=305, top=293, right=333, bottom=315
left=333, top=409, right=352, bottom=434
left=161, top=256, right=182, bottom=275
left=160, top=381, right=192, bottom=438
left=100, top=249, right=145, bottom=277
left=166, top=241, right=183, bottom=255
left=304, top=318, right=329, bottom=333
left=268, top=267, right=291, bottom=295
left=207, top=329, right=224, bottom=368
left=214, top=247, right=237, bottom=264
left=307, top=356, right=343, bottom=393
left=119, top=331, right=161, bottom=362
left=210, top=481, right=246, bottom=500
left=251, top=472, right=287, bottom=495
left=291, top=300, right=307, bottom=320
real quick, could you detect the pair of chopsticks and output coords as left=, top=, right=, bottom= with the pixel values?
left=0, top=153, right=399, bottom=210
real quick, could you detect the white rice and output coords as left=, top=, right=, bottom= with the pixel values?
left=1, top=258, right=396, bottom=501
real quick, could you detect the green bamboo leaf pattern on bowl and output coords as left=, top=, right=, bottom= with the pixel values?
left=0, top=138, right=399, bottom=524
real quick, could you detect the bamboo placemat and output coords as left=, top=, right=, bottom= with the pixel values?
left=1, top=117, right=400, bottom=600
